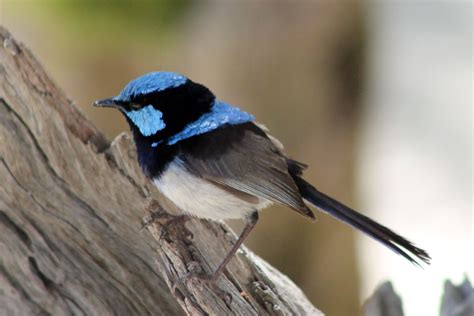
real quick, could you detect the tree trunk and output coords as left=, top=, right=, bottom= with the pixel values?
left=0, top=26, right=321, bottom=315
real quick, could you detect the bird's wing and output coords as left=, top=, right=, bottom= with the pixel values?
left=176, top=122, right=315, bottom=220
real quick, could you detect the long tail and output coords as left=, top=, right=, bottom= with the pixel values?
left=294, top=176, right=431, bottom=266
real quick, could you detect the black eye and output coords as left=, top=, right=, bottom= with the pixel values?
left=129, top=103, right=141, bottom=110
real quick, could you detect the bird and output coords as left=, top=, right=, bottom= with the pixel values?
left=94, top=71, right=430, bottom=283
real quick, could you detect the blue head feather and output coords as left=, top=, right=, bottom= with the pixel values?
left=111, top=71, right=254, bottom=142
left=115, top=72, right=186, bottom=136
left=165, top=100, right=255, bottom=145
left=114, top=71, right=187, bottom=102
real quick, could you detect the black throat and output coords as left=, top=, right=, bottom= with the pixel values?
left=125, top=80, right=215, bottom=178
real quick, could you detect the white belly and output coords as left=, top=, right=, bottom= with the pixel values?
left=153, top=160, right=272, bottom=221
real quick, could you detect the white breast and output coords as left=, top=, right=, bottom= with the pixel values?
left=153, top=159, right=272, bottom=221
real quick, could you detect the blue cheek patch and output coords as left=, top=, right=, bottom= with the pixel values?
left=167, top=100, right=255, bottom=145
left=125, top=105, right=166, bottom=136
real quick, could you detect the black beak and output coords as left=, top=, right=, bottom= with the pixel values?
left=94, top=98, right=118, bottom=108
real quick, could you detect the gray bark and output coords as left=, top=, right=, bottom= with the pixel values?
left=0, top=26, right=321, bottom=315
left=441, top=278, right=474, bottom=316
left=362, top=282, right=404, bottom=316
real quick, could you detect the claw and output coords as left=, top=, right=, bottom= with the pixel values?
left=172, top=259, right=215, bottom=292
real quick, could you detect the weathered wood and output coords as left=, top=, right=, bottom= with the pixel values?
left=0, top=26, right=321, bottom=315
left=440, top=278, right=474, bottom=316
left=362, top=282, right=403, bottom=316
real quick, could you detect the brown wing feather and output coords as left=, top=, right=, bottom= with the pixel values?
left=177, top=122, right=315, bottom=220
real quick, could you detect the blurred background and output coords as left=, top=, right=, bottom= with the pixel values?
left=1, top=1, right=472, bottom=315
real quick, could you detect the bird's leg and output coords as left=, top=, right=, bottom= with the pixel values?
left=172, top=211, right=259, bottom=292
left=208, top=211, right=259, bottom=281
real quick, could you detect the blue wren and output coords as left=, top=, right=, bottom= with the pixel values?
left=94, top=71, right=430, bottom=281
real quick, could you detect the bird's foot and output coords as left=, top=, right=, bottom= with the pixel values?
left=172, top=272, right=214, bottom=292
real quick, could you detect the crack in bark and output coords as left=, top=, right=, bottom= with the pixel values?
left=0, top=157, right=89, bottom=245
left=1, top=99, right=114, bottom=231
left=28, top=257, right=55, bottom=290
left=0, top=262, right=50, bottom=315
left=0, top=98, right=65, bottom=183
left=0, top=210, right=32, bottom=250
left=60, top=293, right=88, bottom=316
left=74, top=241, right=151, bottom=315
